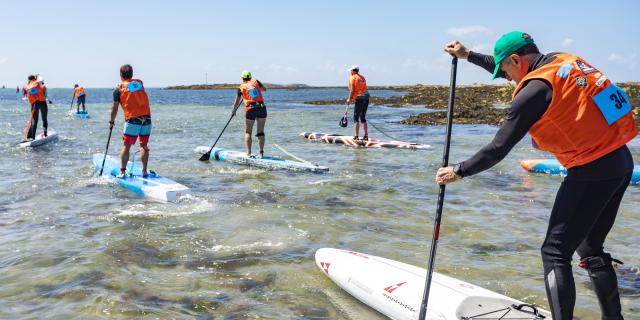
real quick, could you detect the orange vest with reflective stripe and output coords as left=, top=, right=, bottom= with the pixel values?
left=74, top=87, right=85, bottom=98
left=239, top=79, right=264, bottom=108
left=25, top=80, right=46, bottom=104
left=513, top=53, right=637, bottom=168
left=118, top=79, right=150, bottom=120
left=349, top=73, right=368, bottom=99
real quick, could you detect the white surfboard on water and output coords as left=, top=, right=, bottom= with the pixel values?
left=93, top=154, right=191, bottom=202
left=315, top=248, right=551, bottom=320
left=194, top=146, right=329, bottom=173
left=18, top=130, right=58, bottom=148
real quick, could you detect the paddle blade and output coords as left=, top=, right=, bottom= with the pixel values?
left=339, top=114, right=348, bottom=127
left=199, top=152, right=211, bottom=161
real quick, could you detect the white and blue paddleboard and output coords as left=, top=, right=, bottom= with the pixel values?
left=18, top=130, right=58, bottom=148
left=521, top=159, right=640, bottom=185
left=194, top=146, right=329, bottom=173
left=68, top=110, right=90, bottom=119
left=316, top=248, right=550, bottom=320
left=93, top=154, right=191, bottom=202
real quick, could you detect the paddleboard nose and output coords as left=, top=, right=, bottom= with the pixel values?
left=519, top=159, right=540, bottom=171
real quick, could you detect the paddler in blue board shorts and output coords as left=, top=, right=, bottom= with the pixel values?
left=109, top=64, right=153, bottom=178
left=230, top=70, right=268, bottom=158
left=436, top=32, right=637, bottom=319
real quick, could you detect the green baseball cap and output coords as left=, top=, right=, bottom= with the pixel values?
left=241, top=70, right=252, bottom=79
left=492, top=31, right=534, bottom=80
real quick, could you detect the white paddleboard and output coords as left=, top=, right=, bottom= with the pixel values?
left=194, top=146, right=329, bottom=173
left=93, top=154, right=191, bottom=202
left=315, top=248, right=550, bottom=320
left=18, top=130, right=58, bottom=148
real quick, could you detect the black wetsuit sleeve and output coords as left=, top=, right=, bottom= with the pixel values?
left=257, top=80, right=266, bottom=91
left=456, top=79, right=552, bottom=177
left=113, top=87, right=121, bottom=102
left=237, top=89, right=242, bottom=97
left=468, top=51, right=497, bottom=74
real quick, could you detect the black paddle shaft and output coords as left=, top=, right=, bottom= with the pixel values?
left=418, top=57, right=458, bottom=320
left=199, top=114, right=234, bottom=161
left=99, top=126, right=114, bottom=176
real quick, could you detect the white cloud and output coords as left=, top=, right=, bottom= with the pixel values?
left=608, top=53, right=625, bottom=63
left=0, top=57, right=8, bottom=64
left=470, top=43, right=492, bottom=53
left=447, top=25, right=492, bottom=37
left=561, top=38, right=574, bottom=47
left=608, top=53, right=638, bottom=69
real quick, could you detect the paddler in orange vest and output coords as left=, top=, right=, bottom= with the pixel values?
left=231, top=70, right=268, bottom=157
left=347, top=65, right=370, bottom=141
left=437, top=31, right=637, bottom=319
left=73, top=84, right=87, bottom=113
left=23, top=74, right=49, bottom=140
left=109, top=64, right=152, bottom=178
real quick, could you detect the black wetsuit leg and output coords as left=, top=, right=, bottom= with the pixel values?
left=39, top=101, right=48, bottom=132
left=353, top=98, right=369, bottom=123
left=28, top=103, right=40, bottom=139
left=542, top=147, right=632, bottom=320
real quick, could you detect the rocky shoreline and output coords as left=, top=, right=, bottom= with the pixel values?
left=164, top=83, right=406, bottom=91
left=305, top=83, right=640, bottom=126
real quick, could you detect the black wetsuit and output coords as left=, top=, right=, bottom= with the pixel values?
left=455, top=51, right=634, bottom=320
left=27, top=100, right=48, bottom=139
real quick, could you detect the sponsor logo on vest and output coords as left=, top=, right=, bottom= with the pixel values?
left=595, top=75, right=607, bottom=87
left=575, top=60, right=598, bottom=75
left=320, top=262, right=330, bottom=273
left=383, top=281, right=407, bottom=293
left=576, top=76, right=588, bottom=88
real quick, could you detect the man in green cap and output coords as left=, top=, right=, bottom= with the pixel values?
left=231, top=70, right=268, bottom=157
left=436, top=31, right=637, bottom=319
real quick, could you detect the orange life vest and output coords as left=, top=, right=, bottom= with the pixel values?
left=25, top=80, right=46, bottom=104
left=118, top=79, right=151, bottom=120
left=349, top=73, right=368, bottom=99
left=513, top=53, right=637, bottom=168
left=239, top=79, right=265, bottom=109
left=74, top=86, right=86, bottom=98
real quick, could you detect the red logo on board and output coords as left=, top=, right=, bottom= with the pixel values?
left=320, top=262, right=331, bottom=273
left=384, top=282, right=407, bottom=293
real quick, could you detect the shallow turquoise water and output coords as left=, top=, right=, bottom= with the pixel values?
left=1, top=88, right=638, bottom=319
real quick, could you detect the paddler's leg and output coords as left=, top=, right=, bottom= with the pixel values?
left=256, top=116, right=266, bottom=158
left=575, top=173, right=631, bottom=319
left=40, top=101, right=48, bottom=136
left=118, top=143, right=132, bottom=178
left=28, top=103, right=40, bottom=139
left=353, top=102, right=361, bottom=140
left=244, top=118, right=255, bottom=157
left=138, top=118, right=152, bottom=177
left=359, top=98, right=369, bottom=141
left=541, top=175, right=629, bottom=320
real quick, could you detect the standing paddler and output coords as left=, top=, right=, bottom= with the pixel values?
left=73, top=84, right=87, bottom=113
left=23, top=75, right=49, bottom=139
left=347, top=65, right=370, bottom=141
left=436, top=31, right=637, bottom=319
left=109, top=64, right=152, bottom=178
left=231, top=70, right=268, bottom=158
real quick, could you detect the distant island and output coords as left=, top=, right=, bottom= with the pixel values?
left=163, top=83, right=406, bottom=91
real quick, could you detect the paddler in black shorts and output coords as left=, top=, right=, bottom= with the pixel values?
left=436, top=31, right=637, bottom=319
left=347, top=65, right=370, bottom=141
left=231, top=70, right=267, bottom=158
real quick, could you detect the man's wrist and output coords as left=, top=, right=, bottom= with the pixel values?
left=452, top=163, right=464, bottom=178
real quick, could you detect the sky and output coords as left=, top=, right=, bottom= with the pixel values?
left=0, top=0, right=638, bottom=88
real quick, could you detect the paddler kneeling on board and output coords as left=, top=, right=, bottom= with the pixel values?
left=109, top=64, right=153, bottom=178
left=231, top=70, right=268, bottom=158
left=347, top=65, right=370, bottom=142
left=436, top=31, right=637, bottom=319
